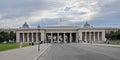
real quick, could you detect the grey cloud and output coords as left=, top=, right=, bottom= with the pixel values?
left=94, top=0, right=120, bottom=18
left=0, top=0, right=63, bottom=20
left=32, top=17, right=74, bottom=25
left=0, top=0, right=120, bottom=28
left=71, top=12, right=87, bottom=16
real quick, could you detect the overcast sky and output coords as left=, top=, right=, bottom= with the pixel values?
left=0, top=0, right=120, bottom=28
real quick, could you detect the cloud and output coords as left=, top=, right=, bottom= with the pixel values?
left=0, top=0, right=63, bottom=28
left=0, top=0, right=120, bottom=28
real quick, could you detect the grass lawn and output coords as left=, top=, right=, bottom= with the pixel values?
left=0, top=43, right=30, bottom=51
left=109, top=40, right=120, bottom=45
left=95, top=40, right=120, bottom=45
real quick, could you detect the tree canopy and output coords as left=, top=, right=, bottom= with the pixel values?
left=0, top=31, right=16, bottom=43
left=106, top=30, right=120, bottom=40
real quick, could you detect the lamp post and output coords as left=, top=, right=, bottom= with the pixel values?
left=37, top=25, right=41, bottom=51
left=47, top=35, right=49, bottom=45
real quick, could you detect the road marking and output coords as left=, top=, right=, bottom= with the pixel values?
left=33, top=44, right=51, bottom=60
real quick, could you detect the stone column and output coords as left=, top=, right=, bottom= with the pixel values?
left=89, top=32, right=91, bottom=42
left=79, top=32, right=82, bottom=41
left=64, top=33, right=66, bottom=43
left=80, top=32, right=82, bottom=41
left=31, top=33, right=34, bottom=42
left=27, top=33, right=29, bottom=43
left=98, top=32, right=100, bottom=41
left=76, top=32, right=79, bottom=43
left=36, top=32, right=38, bottom=43
left=23, top=33, right=25, bottom=43
left=44, top=33, right=46, bottom=42
left=57, top=33, right=59, bottom=43
left=69, top=33, right=71, bottom=43
left=16, top=32, right=20, bottom=43
left=41, top=31, right=45, bottom=42
left=51, top=33, right=53, bottom=43
left=102, top=31, right=106, bottom=41
left=94, top=32, right=96, bottom=41
left=85, top=32, right=87, bottom=43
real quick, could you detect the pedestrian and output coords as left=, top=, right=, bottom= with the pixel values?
left=31, top=42, right=34, bottom=46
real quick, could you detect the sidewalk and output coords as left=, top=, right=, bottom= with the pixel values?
left=0, top=44, right=51, bottom=60
left=81, top=43, right=120, bottom=48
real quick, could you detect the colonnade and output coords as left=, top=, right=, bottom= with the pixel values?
left=46, top=33, right=76, bottom=43
left=81, top=32, right=104, bottom=43
left=16, top=31, right=105, bottom=43
left=16, top=32, right=39, bottom=43
left=16, top=32, right=77, bottom=43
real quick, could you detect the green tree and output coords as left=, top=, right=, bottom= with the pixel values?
left=0, top=31, right=10, bottom=43
left=9, top=31, right=16, bottom=42
left=106, top=30, right=120, bottom=41
left=116, top=30, right=120, bottom=40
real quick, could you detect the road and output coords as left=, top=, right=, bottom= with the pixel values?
left=39, top=43, right=120, bottom=60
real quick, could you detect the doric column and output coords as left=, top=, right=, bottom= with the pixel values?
left=64, top=33, right=66, bottom=43
left=27, top=33, right=29, bottom=43
left=79, top=32, right=82, bottom=41
left=23, top=33, right=25, bottom=43
left=94, top=32, right=96, bottom=41
left=70, top=33, right=72, bottom=43
left=31, top=33, right=34, bottom=42
left=41, top=31, right=45, bottom=42
left=102, top=31, right=106, bottom=41
left=51, top=33, right=53, bottom=43
left=36, top=32, right=38, bottom=43
left=89, top=32, right=91, bottom=42
left=57, top=33, right=59, bottom=43
left=16, top=32, right=20, bottom=43
left=76, top=32, right=79, bottom=43
left=85, top=32, right=87, bottom=43
left=98, top=32, right=100, bottom=41
left=44, top=33, right=46, bottom=42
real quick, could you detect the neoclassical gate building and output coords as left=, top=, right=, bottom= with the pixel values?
left=15, top=22, right=119, bottom=43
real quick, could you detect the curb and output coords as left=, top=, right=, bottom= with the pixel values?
left=33, top=44, right=51, bottom=60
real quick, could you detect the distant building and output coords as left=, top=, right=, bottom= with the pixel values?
left=0, top=21, right=119, bottom=43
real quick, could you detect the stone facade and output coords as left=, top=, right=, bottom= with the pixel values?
left=16, top=26, right=107, bottom=43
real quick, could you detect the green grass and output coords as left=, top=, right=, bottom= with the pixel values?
left=22, top=43, right=30, bottom=47
left=109, top=40, right=120, bottom=45
left=95, top=40, right=120, bottom=45
left=0, top=43, right=30, bottom=51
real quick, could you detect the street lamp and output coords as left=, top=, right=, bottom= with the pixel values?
left=37, top=25, right=41, bottom=51
left=47, top=35, right=50, bottom=45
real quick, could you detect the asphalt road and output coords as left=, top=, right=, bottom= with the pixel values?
left=39, top=43, right=120, bottom=60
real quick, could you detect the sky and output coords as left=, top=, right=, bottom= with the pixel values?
left=0, top=0, right=120, bottom=28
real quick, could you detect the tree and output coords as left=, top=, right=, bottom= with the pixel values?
left=9, top=31, right=16, bottom=42
left=0, top=31, right=10, bottom=43
left=105, top=32, right=111, bottom=40
left=116, top=30, right=120, bottom=40
left=106, top=30, right=120, bottom=41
